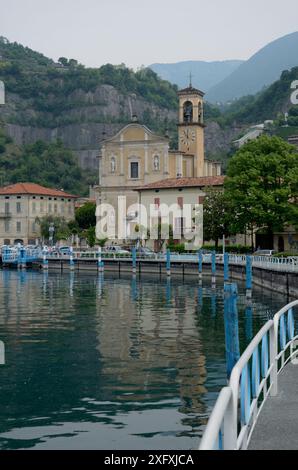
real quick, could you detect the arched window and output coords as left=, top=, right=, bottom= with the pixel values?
left=153, top=155, right=160, bottom=171
left=183, top=101, right=193, bottom=123
left=110, top=156, right=116, bottom=173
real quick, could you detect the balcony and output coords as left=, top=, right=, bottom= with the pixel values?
left=0, top=212, right=12, bottom=219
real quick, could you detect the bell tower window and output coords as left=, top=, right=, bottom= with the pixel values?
left=183, top=101, right=193, bottom=124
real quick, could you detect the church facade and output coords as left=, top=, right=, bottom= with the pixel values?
left=96, top=85, right=221, bottom=240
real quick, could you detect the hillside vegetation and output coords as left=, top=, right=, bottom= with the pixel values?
left=0, top=126, right=93, bottom=195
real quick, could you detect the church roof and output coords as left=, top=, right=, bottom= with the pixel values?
left=101, top=122, right=169, bottom=145
left=136, top=176, right=225, bottom=191
left=178, top=85, right=205, bottom=97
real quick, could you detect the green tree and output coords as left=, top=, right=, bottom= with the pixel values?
left=224, top=136, right=298, bottom=247
left=36, top=215, right=71, bottom=242
left=75, top=202, right=96, bottom=229
left=203, top=188, right=233, bottom=248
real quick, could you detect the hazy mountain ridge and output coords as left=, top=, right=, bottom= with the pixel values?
left=207, top=32, right=298, bottom=103
left=149, top=60, right=244, bottom=92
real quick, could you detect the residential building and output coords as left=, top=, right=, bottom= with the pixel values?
left=0, top=183, right=77, bottom=246
left=135, top=176, right=225, bottom=251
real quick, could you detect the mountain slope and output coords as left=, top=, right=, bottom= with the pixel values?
left=218, top=66, right=298, bottom=125
left=149, top=60, right=243, bottom=92
left=207, top=32, right=298, bottom=103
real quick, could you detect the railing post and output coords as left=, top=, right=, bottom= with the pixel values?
left=246, top=255, right=252, bottom=298
left=224, top=252, right=229, bottom=282
left=166, top=249, right=171, bottom=277
left=212, top=251, right=216, bottom=286
left=270, top=321, right=278, bottom=396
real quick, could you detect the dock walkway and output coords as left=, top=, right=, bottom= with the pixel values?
left=249, top=363, right=298, bottom=450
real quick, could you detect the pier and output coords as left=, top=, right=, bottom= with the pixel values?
left=199, top=300, right=298, bottom=451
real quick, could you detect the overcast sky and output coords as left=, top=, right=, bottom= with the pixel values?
left=0, top=0, right=297, bottom=69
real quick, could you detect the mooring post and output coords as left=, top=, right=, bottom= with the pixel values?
left=246, top=255, right=252, bottom=298
left=245, top=302, right=253, bottom=342
left=0, top=340, right=5, bottom=365
left=42, top=249, right=48, bottom=271
left=69, top=247, right=75, bottom=271
left=198, top=250, right=203, bottom=282
left=18, top=246, right=26, bottom=269
left=224, top=283, right=240, bottom=379
left=166, top=277, right=171, bottom=304
left=212, top=251, right=216, bottom=286
left=166, top=249, right=171, bottom=277
left=131, top=274, right=137, bottom=300
left=224, top=252, right=229, bottom=282
left=97, top=247, right=104, bottom=273
left=132, top=247, right=137, bottom=275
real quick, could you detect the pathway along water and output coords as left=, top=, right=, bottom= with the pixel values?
left=0, top=270, right=290, bottom=450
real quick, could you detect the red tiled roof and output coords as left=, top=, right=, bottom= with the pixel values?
left=0, top=183, right=78, bottom=198
left=136, top=176, right=225, bottom=191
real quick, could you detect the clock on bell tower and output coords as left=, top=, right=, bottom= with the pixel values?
left=178, top=83, right=205, bottom=177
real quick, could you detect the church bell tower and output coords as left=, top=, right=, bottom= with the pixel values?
left=178, top=82, right=205, bottom=177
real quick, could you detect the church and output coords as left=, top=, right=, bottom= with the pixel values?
left=95, top=84, right=222, bottom=241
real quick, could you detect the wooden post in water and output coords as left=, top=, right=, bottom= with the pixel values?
left=224, top=283, right=240, bottom=379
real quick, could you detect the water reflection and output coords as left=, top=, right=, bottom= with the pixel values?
left=0, top=270, right=289, bottom=450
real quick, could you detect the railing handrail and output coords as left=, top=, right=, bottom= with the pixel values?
left=199, top=387, right=232, bottom=450
left=199, top=300, right=298, bottom=451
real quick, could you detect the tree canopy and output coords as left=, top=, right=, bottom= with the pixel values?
left=224, top=135, right=298, bottom=237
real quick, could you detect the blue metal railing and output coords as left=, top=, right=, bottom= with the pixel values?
left=199, top=300, right=298, bottom=450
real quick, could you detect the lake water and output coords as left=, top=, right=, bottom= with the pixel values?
left=0, top=270, right=288, bottom=450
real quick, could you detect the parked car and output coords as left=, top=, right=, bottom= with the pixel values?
left=253, top=250, right=276, bottom=257
left=58, top=246, right=72, bottom=255
left=104, top=246, right=130, bottom=255
left=136, top=247, right=156, bottom=258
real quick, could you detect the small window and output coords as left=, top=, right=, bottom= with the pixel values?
left=130, top=162, right=139, bottom=179
left=49, top=203, right=52, bottom=213
left=5, top=202, right=9, bottom=214
left=4, top=220, right=10, bottom=232
left=16, top=202, right=21, bottom=213
left=32, top=202, right=36, bottom=213
left=16, top=221, right=21, bottom=233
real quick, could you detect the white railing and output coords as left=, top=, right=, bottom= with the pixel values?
left=199, top=300, right=298, bottom=450
left=229, top=254, right=298, bottom=272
